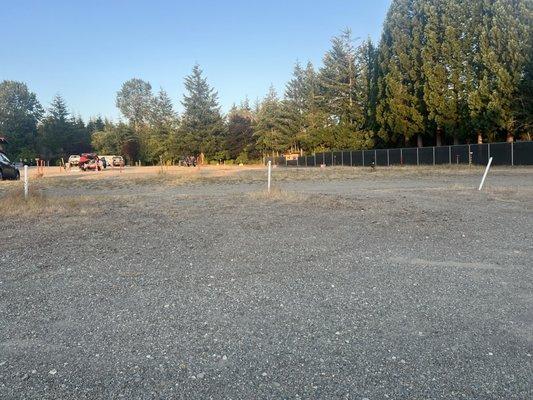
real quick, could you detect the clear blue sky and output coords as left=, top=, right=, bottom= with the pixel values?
left=0, top=0, right=391, bottom=121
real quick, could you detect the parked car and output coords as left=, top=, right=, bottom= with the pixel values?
left=100, top=155, right=115, bottom=167
left=0, top=152, right=20, bottom=180
left=80, top=158, right=102, bottom=171
left=79, top=153, right=101, bottom=171
left=68, top=154, right=81, bottom=167
left=112, top=156, right=124, bottom=167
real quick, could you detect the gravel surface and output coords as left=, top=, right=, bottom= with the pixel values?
left=1, top=166, right=532, bottom=399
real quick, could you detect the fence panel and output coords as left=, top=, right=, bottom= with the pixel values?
left=375, top=149, right=388, bottom=166
left=322, top=152, right=331, bottom=166
left=513, top=141, right=533, bottom=165
left=388, top=149, right=402, bottom=165
left=435, top=146, right=451, bottom=164
left=489, top=142, right=512, bottom=165
left=470, top=144, right=489, bottom=165
left=402, top=148, right=418, bottom=165
left=419, top=147, right=434, bottom=165
left=332, top=151, right=342, bottom=166
left=362, top=150, right=374, bottom=166
left=342, top=151, right=351, bottom=166
left=451, top=145, right=469, bottom=164
left=352, top=150, right=363, bottom=166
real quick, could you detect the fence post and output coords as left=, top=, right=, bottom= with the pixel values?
left=417, top=147, right=420, bottom=166
left=400, top=148, right=403, bottom=165
left=341, top=151, right=344, bottom=166
left=387, top=149, right=390, bottom=166
left=267, top=160, right=272, bottom=192
left=488, top=143, right=491, bottom=161
left=511, top=142, right=514, bottom=166
left=323, top=153, right=325, bottom=166
left=23, top=165, right=29, bottom=199
left=350, top=151, right=353, bottom=167
left=374, top=149, right=377, bottom=166
left=331, top=151, right=334, bottom=166
left=362, top=150, right=365, bottom=166
left=449, top=146, right=452, bottom=165
left=433, top=147, right=435, bottom=166
left=314, top=153, right=316, bottom=167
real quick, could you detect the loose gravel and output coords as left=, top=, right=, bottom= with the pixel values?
left=0, top=166, right=532, bottom=399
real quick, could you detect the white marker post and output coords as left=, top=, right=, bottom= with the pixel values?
left=478, top=157, right=493, bottom=191
left=23, top=165, right=29, bottom=199
left=267, top=160, right=272, bottom=193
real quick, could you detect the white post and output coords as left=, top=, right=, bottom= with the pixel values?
left=478, top=157, right=493, bottom=191
left=267, top=160, right=272, bottom=193
left=23, top=165, right=29, bottom=199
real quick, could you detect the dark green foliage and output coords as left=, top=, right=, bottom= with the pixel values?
left=179, top=65, right=225, bottom=158
left=38, top=95, right=91, bottom=160
left=0, top=80, right=43, bottom=159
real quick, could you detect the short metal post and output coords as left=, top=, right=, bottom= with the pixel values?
left=362, top=150, right=365, bottom=166
left=331, top=151, right=334, bottom=166
left=511, top=142, right=514, bottom=166
left=400, top=148, right=403, bottom=165
left=374, top=149, right=377, bottom=166
left=341, top=151, right=344, bottom=166
left=417, top=147, right=419, bottom=165
left=433, top=147, right=435, bottom=165
left=23, top=165, right=29, bottom=199
left=387, top=149, right=390, bottom=166
left=267, top=161, right=271, bottom=192
left=449, top=146, right=452, bottom=165
left=323, top=153, right=325, bottom=165
left=350, top=151, right=353, bottom=167
left=488, top=143, right=491, bottom=160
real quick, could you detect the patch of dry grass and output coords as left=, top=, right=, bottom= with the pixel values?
left=1, top=187, right=106, bottom=218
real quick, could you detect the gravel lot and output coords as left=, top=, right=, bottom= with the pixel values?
left=1, top=166, right=532, bottom=399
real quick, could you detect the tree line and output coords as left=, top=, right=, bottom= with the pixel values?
left=0, top=0, right=531, bottom=164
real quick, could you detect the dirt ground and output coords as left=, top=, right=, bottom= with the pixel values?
left=1, top=165, right=532, bottom=399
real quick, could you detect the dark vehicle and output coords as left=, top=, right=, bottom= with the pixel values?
left=0, top=152, right=20, bottom=180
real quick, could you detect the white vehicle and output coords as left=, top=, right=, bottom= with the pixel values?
left=112, top=156, right=124, bottom=167
left=68, top=155, right=80, bottom=166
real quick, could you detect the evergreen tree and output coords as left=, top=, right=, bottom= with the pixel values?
left=38, top=95, right=76, bottom=160
left=147, top=88, right=178, bottom=163
left=376, top=0, right=426, bottom=147
left=254, top=86, right=291, bottom=156
left=227, top=102, right=255, bottom=160
left=87, top=116, right=106, bottom=134
left=179, top=64, right=225, bottom=159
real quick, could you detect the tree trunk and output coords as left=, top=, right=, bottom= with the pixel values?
left=417, top=134, right=423, bottom=148
left=436, top=128, right=443, bottom=147
left=477, top=132, right=483, bottom=144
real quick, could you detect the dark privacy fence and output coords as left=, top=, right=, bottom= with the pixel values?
left=267, top=141, right=533, bottom=167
